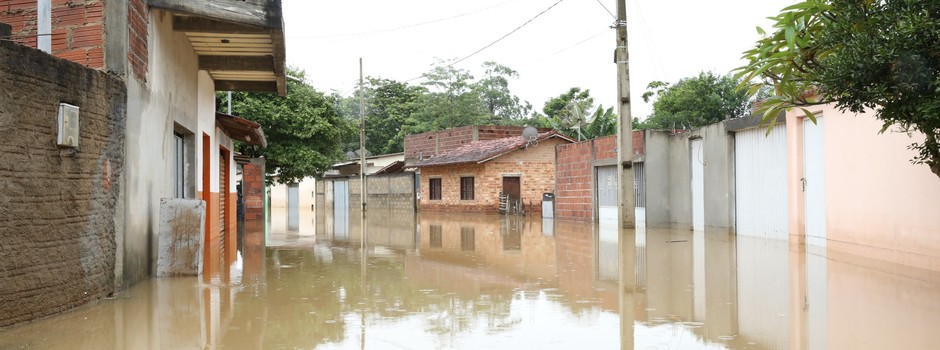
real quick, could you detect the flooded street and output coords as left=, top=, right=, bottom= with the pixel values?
left=2, top=209, right=940, bottom=349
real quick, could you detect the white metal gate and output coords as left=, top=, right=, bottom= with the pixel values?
left=691, top=139, right=705, bottom=231
left=287, top=184, right=299, bottom=231
left=333, top=180, right=349, bottom=238
left=734, top=127, right=788, bottom=239
left=596, top=165, right=618, bottom=222
left=803, top=118, right=827, bottom=247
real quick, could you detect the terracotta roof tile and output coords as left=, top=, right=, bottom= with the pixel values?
left=413, top=131, right=572, bottom=167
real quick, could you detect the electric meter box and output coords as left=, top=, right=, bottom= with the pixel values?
left=57, top=103, right=79, bottom=148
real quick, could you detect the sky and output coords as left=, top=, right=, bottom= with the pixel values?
left=283, top=0, right=796, bottom=120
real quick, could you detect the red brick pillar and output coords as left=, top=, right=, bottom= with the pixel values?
left=240, top=158, right=266, bottom=225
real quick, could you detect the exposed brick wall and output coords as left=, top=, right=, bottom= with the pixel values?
left=0, top=0, right=106, bottom=68
left=418, top=138, right=565, bottom=215
left=0, top=40, right=126, bottom=328
left=554, top=132, right=644, bottom=221
left=127, top=0, right=147, bottom=81
left=241, top=160, right=265, bottom=224
left=404, top=125, right=552, bottom=164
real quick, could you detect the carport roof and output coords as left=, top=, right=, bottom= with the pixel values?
left=148, top=0, right=287, bottom=95
left=216, top=112, right=267, bottom=147
left=413, top=131, right=573, bottom=167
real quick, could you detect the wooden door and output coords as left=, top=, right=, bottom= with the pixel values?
left=502, top=176, right=522, bottom=214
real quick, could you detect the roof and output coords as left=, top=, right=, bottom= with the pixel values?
left=216, top=112, right=267, bottom=147
left=373, top=160, right=406, bottom=175
left=413, top=131, right=573, bottom=167
left=148, top=0, right=287, bottom=95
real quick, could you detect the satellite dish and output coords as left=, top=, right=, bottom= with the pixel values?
left=522, top=126, right=538, bottom=141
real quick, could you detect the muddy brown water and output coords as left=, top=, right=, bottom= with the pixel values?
left=2, top=210, right=940, bottom=349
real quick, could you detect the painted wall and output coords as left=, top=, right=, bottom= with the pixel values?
left=786, top=106, right=940, bottom=272
left=123, top=10, right=234, bottom=285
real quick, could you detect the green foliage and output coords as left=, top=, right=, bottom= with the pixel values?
left=533, top=87, right=617, bottom=140
left=735, top=0, right=940, bottom=177
left=335, top=78, right=425, bottom=155
left=220, top=68, right=355, bottom=184
left=475, top=62, right=533, bottom=123
left=642, top=72, right=751, bottom=129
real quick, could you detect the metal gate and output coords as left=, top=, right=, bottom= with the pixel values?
left=803, top=117, right=827, bottom=247
left=734, top=126, right=788, bottom=239
left=691, top=139, right=705, bottom=231
left=596, top=165, right=618, bottom=222
left=333, top=180, right=349, bottom=238
left=287, top=183, right=299, bottom=231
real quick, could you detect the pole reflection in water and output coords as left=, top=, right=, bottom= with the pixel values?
left=3, top=208, right=940, bottom=349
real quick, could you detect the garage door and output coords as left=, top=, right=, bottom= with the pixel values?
left=734, top=126, right=788, bottom=239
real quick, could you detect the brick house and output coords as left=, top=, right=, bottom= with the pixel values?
left=413, top=131, right=573, bottom=214
left=0, top=0, right=284, bottom=326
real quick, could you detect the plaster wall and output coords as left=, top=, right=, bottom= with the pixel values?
left=698, top=122, right=735, bottom=231
left=123, top=10, right=225, bottom=284
left=786, top=106, right=940, bottom=272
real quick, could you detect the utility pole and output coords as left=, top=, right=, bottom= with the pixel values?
left=615, top=2, right=636, bottom=349
left=359, top=58, right=367, bottom=213
left=615, top=0, right=635, bottom=229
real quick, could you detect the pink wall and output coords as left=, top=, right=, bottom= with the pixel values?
left=786, top=105, right=940, bottom=272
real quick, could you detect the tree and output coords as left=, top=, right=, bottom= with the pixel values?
left=335, top=78, right=425, bottom=155
left=408, top=61, right=489, bottom=133
left=641, top=72, right=751, bottom=130
left=221, top=68, right=355, bottom=184
left=735, top=0, right=940, bottom=178
left=474, top=61, right=532, bottom=123
left=542, top=87, right=595, bottom=121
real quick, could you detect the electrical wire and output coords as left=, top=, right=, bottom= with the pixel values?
left=448, top=0, right=566, bottom=67
left=594, top=0, right=616, bottom=20
left=290, top=0, right=521, bottom=39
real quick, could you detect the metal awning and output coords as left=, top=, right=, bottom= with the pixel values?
left=216, top=113, right=267, bottom=148
left=148, top=0, right=287, bottom=96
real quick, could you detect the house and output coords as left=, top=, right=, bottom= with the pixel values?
left=413, top=131, right=574, bottom=214
left=0, top=0, right=285, bottom=327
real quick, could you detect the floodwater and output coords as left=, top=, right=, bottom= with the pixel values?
left=2, top=208, right=940, bottom=349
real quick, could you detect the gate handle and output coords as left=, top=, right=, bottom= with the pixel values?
left=800, top=178, right=807, bottom=191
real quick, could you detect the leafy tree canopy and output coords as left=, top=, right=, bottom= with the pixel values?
left=530, top=87, right=616, bottom=140
left=735, top=0, right=940, bottom=178
left=640, top=72, right=751, bottom=130
left=220, top=68, right=355, bottom=184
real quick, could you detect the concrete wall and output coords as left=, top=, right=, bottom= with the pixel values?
left=785, top=105, right=940, bottom=272
left=644, top=123, right=734, bottom=231
left=418, top=138, right=566, bottom=214
left=0, top=40, right=125, bottom=327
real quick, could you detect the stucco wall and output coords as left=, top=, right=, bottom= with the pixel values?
left=122, top=10, right=227, bottom=285
left=786, top=106, right=940, bottom=272
left=0, top=40, right=125, bottom=327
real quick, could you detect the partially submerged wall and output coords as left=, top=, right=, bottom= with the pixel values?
left=0, top=40, right=125, bottom=327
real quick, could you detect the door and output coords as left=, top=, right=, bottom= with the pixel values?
left=691, top=139, right=705, bottom=231
left=734, top=126, right=788, bottom=239
left=502, top=176, right=521, bottom=212
left=219, top=148, right=229, bottom=261
left=803, top=117, right=826, bottom=247
left=596, top=165, right=618, bottom=222
left=287, top=183, right=299, bottom=231
left=333, top=180, right=349, bottom=238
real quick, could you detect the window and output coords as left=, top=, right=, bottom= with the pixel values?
left=460, top=177, right=474, bottom=200
left=173, top=131, right=185, bottom=198
left=429, top=178, right=442, bottom=200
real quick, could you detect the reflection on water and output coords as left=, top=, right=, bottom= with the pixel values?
left=2, top=209, right=940, bottom=349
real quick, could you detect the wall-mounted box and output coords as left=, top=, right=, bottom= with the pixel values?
left=57, top=103, right=79, bottom=148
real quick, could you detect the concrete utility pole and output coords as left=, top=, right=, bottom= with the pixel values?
left=359, top=58, right=367, bottom=213
left=615, top=0, right=636, bottom=229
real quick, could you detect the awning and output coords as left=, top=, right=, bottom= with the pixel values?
left=148, top=0, right=287, bottom=96
left=216, top=113, right=267, bottom=148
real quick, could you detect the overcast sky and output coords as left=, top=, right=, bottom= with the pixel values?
left=283, top=0, right=795, bottom=119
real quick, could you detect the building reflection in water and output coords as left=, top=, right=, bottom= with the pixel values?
left=2, top=207, right=940, bottom=349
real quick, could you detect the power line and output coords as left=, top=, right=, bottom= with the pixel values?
left=290, top=0, right=520, bottom=39
left=594, top=0, right=616, bottom=20
left=448, top=0, right=566, bottom=67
